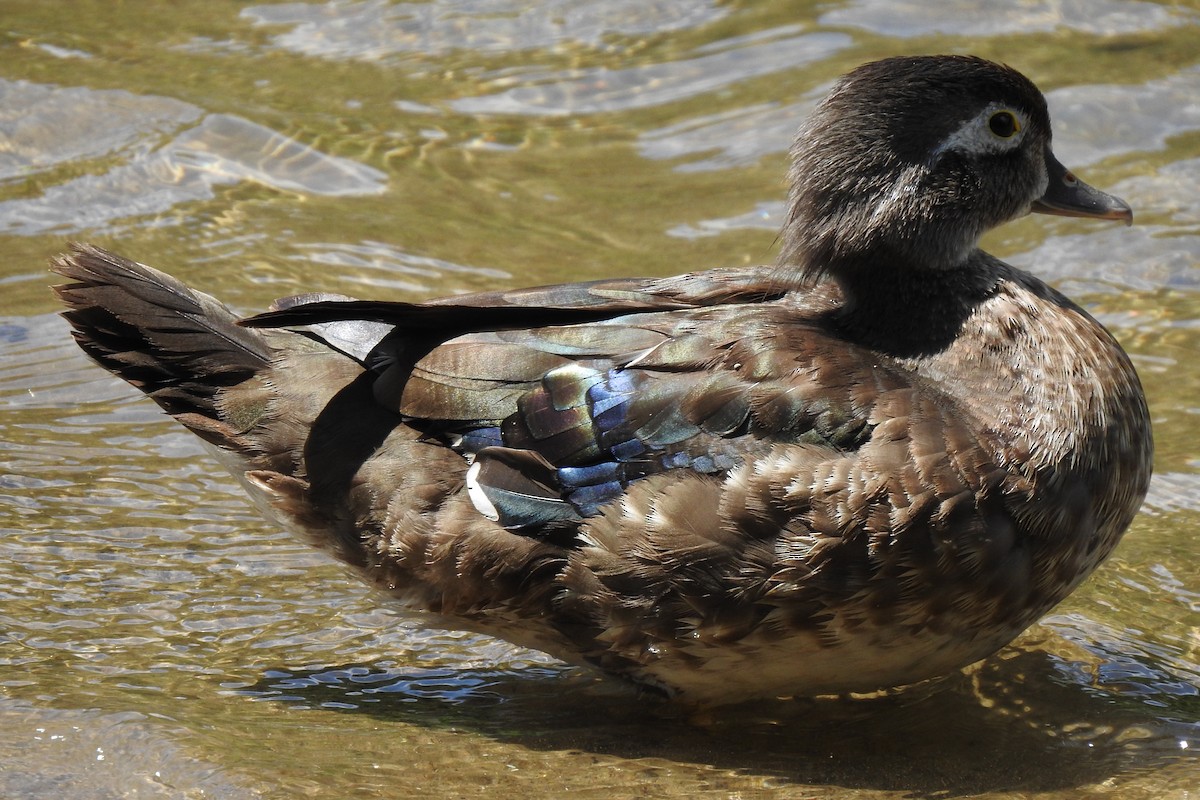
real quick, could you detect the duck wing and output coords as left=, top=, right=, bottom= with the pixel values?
left=244, top=273, right=873, bottom=532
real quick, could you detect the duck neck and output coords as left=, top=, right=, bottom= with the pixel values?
left=825, top=251, right=1150, bottom=485
left=825, top=252, right=1002, bottom=359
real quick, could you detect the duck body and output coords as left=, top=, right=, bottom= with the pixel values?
left=55, top=55, right=1151, bottom=704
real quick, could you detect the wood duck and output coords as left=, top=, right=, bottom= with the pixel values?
left=55, top=55, right=1152, bottom=704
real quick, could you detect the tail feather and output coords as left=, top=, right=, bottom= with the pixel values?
left=52, top=243, right=274, bottom=448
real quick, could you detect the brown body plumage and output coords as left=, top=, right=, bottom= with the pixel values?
left=54, top=56, right=1151, bottom=704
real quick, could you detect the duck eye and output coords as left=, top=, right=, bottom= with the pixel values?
left=988, top=110, right=1020, bottom=139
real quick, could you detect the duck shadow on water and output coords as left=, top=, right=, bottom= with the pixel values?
left=231, top=638, right=1197, bottom=797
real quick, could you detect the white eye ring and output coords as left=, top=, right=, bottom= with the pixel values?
left=931, top=103, right=1028, bottom=161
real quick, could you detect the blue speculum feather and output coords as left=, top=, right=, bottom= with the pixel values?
left=565, top=481, right=625, bottom=517
left=559, top=462, right=624, bottom=485
left=460, top=361, right=752, bottom=528
left=459, top=427, right=502, bottom=451
left=609, top=438, right=647, bottom=460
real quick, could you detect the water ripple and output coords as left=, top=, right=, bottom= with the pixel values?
left=451, top=31, right=849, bottom=116
left=821, top=0, right=1194, bottom=37
left=242, top=0, right=729, bottom=59
left=0, top=90, right=386, bottom=236
left=1049, top=67, right=1200, bottom=168
left=0, top=79, right=199, bottom=183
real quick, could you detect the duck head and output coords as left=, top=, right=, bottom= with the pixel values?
left=778, top=55, right=1132, bottom=285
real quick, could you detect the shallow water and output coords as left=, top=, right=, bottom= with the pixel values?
left=2, top=1, right=1198, bottom=797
